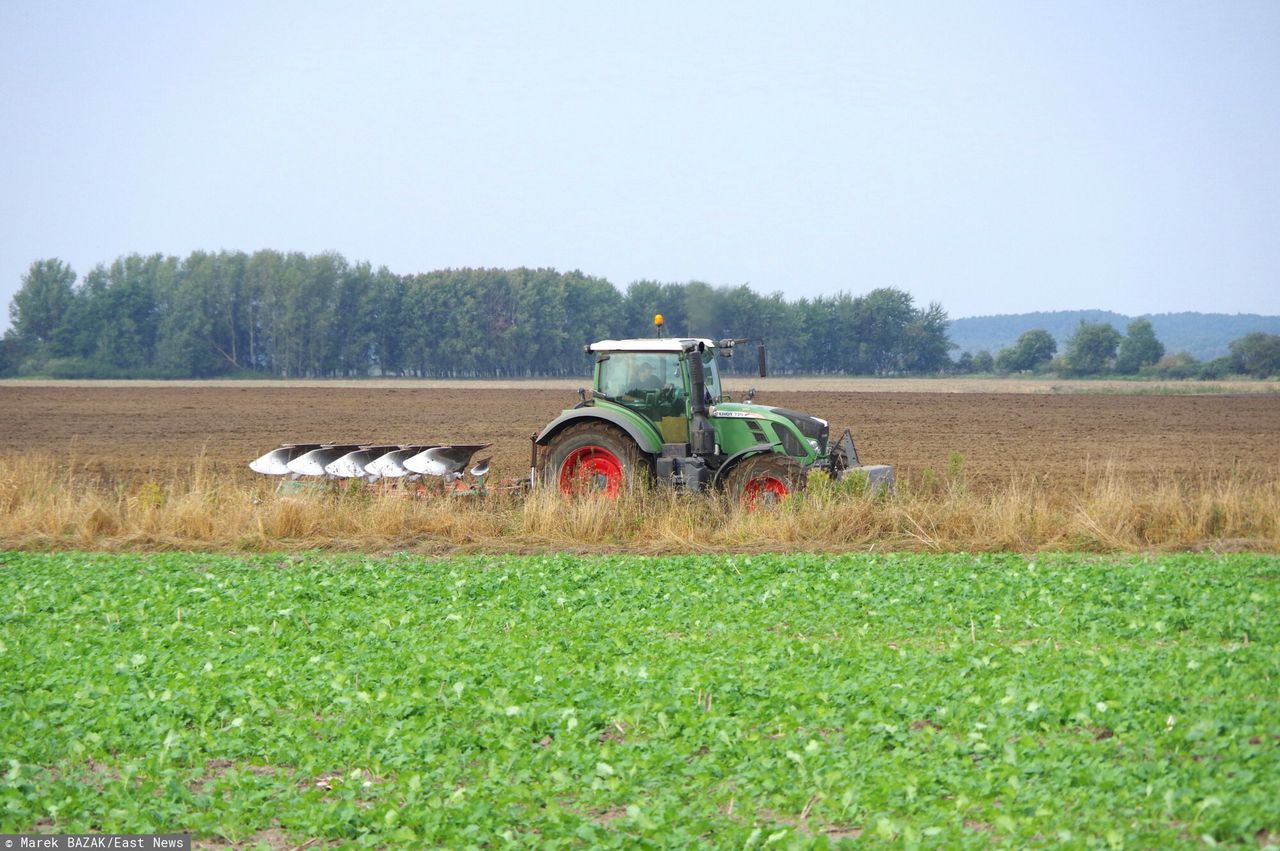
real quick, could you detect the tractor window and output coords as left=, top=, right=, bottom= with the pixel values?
left=597, top=353, right=685, bottom=423
left=701, top=350, right=722, bottom=403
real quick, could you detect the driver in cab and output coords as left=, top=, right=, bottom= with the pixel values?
left=628, top=362, right=663, bottom=395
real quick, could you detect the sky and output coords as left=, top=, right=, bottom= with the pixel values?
left=2, top=1, right=1278, bottom=331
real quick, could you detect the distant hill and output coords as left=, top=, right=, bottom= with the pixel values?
left=948, top=311, right=1280, bottom=361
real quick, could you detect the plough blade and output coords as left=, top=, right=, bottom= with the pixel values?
left=325, top=445, right=399, bottom=479
left=364, top=446, right=434, bottom=478
left=403, top=444, right=490, bottom=478
left=287, top=445, right=362, bottom=477
left=249, top=444, right=322, bottom=476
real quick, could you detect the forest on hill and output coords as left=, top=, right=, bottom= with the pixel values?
left=949, top=310, right=1280, bottom=361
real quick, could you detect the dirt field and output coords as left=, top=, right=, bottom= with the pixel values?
left=2, top=381, right=1277, bottom=488
left=5, top=376, right=1276, bottom=394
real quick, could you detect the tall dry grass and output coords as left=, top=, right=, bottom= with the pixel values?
left=0, top=452, right=1276, bottom=553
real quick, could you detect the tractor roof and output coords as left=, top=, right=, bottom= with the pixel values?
left=587, top=338, right=714, bottom=353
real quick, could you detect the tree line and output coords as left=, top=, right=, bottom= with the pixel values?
left=957, top=319, right=1280, bottom=378
left=1, top=253, right=954, bottom=378
left=947, top=310, right=1280, bottom=362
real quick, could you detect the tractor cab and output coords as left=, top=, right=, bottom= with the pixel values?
left=590, top=338, right=721, bottom=445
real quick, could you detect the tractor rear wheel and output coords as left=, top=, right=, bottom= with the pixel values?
left=724, top=453, right=806, bottom=507
left=541, top=422, right=648, bottom=496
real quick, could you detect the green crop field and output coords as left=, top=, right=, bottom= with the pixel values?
left=2, top=552, right=1277, bottom=849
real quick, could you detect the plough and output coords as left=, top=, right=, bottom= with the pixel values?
left=249, top=443, right=503, bottom=495
left=249, top=319, right=893, bottom=503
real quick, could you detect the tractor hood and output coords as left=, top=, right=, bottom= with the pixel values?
left=711, top=402, right=829, bottom=455
left=712, top=402, right=894, bottom=491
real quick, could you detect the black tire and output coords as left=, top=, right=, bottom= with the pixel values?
left=539, top=422, right=649, bottom=495
left=723, top=452, right=806, bottom=506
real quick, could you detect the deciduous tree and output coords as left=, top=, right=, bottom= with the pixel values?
left=995, top=329, right=1057, bottom=373
left=10, top=259, right=77, bottom=355
left=1115, top=319, right=1165, bottom=374
left=1063, top=322, right=1122, bottom=375
left=1229, top=332, right=1280, bottom=377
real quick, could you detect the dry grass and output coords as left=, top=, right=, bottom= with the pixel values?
left=1, top=452, right=1276, bottom=553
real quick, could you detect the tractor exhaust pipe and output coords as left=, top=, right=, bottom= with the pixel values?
left=530, top=433, right=538, bottom=489
left=687, top=342, right=715, bottom=455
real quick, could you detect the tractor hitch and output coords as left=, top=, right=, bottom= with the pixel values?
left=821, top=429, right=895, bottom=492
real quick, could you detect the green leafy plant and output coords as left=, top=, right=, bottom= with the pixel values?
left=1, top=551, right=1276, bottom=847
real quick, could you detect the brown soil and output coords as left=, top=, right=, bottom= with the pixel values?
left=1, top=385, right=1277, bottom=487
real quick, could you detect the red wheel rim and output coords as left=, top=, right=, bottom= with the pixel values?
left=742, top=475, right=789, bottom=507
left=559, top=445, right=624, bottom=495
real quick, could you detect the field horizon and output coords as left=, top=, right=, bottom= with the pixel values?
left=2, top=374, right=1278, bottom=395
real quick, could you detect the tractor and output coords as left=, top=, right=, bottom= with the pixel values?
left=534, top=322, right=893, bottom=501
left=249, top=319, right=893, bottom=502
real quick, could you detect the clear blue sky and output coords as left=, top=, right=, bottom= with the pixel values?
left=2, top=1, right=1278, bottom=331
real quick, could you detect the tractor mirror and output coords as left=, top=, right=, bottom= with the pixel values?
left=757, top=343, right=767, bottom=377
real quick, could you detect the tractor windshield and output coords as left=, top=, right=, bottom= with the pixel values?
left=599, top=352, right=682, bottom=399
left=596, top=352, right=689, bottom=438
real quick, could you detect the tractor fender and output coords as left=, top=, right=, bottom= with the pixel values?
left=710, top=443, right=777, bottom=488
left=536, top=408, right=663, bottom=455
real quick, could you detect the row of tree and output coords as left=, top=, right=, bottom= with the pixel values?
left=957, top=319, right=1280, bottom=378
left=2, top=253, right=955, bottom=378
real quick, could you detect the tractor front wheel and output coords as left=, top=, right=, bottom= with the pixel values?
left=541, top=423, right=648, bottom=496
left=724, top=453, right=806, bottom=507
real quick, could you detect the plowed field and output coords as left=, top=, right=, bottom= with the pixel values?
left=2, top=382, right=1277, bottom=487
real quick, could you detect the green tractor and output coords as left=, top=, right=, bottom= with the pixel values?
left=535, top=329, right=893, bottom=501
